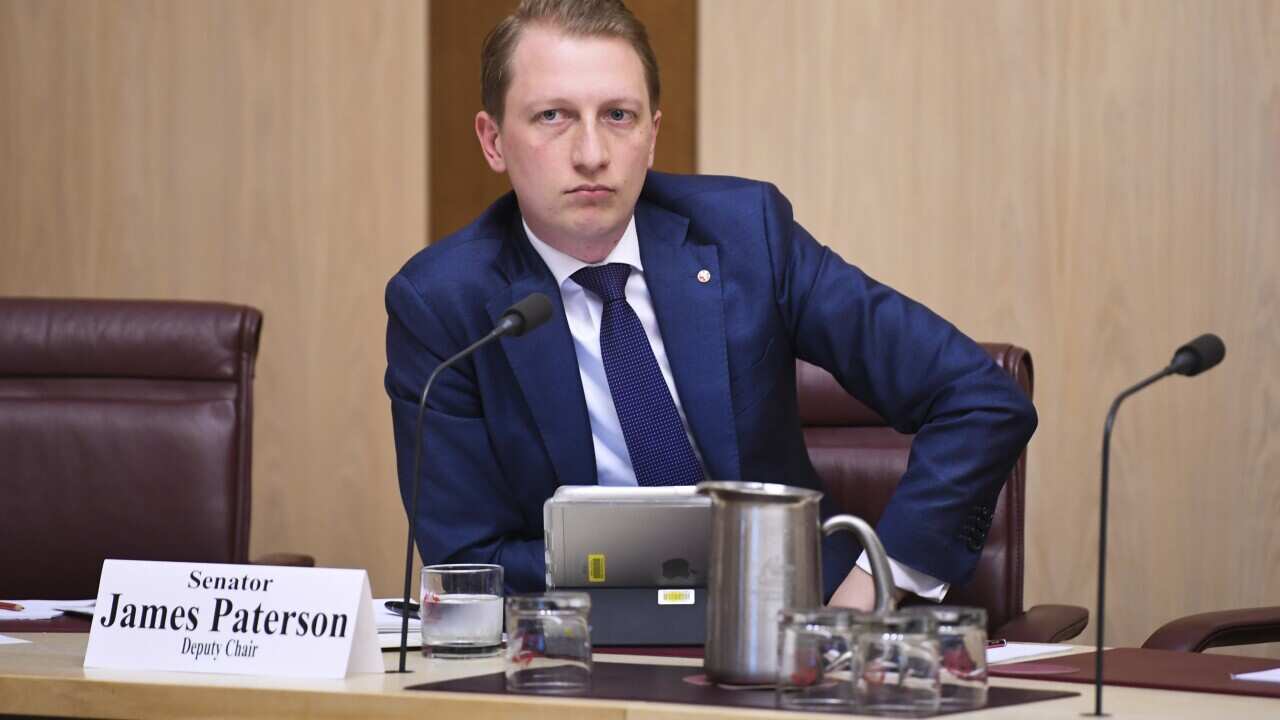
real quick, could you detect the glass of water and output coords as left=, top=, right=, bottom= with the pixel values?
left=420, top=564, right=504, bottom=658
left=504, top=592, right=592, bottom=693
left=854, top=610, right=941, bottom=716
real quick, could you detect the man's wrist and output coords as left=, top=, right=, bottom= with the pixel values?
left=855, top=551, right=950, bottom=602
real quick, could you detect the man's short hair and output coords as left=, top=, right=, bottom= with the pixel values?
left=481, top=0, right=661, bottom=123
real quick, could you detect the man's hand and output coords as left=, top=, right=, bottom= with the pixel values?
left=827, top=566, right=906, bottom=611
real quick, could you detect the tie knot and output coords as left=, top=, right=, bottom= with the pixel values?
left=571, top=263, right=632, bottom=302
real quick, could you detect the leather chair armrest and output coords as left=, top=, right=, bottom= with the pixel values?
left=993, top=604, right=1089, bottom=643
left=251, top=552, right=316, bottom=568
left=1142, top=606, right=1280, bottom=652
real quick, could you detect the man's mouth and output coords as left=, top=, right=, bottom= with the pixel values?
left=567, top=185, right=614, bottom=198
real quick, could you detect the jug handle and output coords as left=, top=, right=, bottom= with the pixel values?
left=821, top=514, right=895, bottom=613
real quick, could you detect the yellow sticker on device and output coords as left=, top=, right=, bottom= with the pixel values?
left=658, top=589, right=695, bottom=605
left=587, top=554, right=606, bottom=583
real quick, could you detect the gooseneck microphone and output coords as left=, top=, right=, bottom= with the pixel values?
left=1091, top=333, right=1225, bottom=715
left=1168, top=334, right=1227, bottom=377
left=394, top=293, right=553, bottom=673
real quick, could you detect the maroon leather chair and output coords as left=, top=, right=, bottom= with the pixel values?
left=799, top=343, right=1088, bottom=642
left=0, top=298, right=312, bottom=600
left=1143, top=607, right=1280, bottom=653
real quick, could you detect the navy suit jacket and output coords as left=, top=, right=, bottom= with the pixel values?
left=385, top=172, right=1037, bottom=597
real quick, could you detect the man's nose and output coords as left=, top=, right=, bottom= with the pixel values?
left=571, top=121, right=610, bottom=173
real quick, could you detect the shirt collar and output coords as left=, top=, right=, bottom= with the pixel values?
left=523, top=216, right=643, bottom=289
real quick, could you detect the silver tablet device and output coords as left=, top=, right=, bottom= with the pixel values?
left=543, top=486, right=711, bottom=589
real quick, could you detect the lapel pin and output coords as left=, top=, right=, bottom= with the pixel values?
left=697, top=269, right=711, bottom=284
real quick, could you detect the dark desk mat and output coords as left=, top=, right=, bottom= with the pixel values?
left=410, top=662, right=1077, bottom=715
left=598, top=645, right=704, bottom=658
left=990, top=648, right=1280, bottom=699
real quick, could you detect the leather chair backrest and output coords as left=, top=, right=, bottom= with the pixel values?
left=798, top=343, right=1032, bottom=631
left=0, top=298, right=262, bottom=598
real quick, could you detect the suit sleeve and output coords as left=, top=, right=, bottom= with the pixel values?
left=384, top=273, right=545, bottom=592
left=759, top=183, right=1037, bottom=585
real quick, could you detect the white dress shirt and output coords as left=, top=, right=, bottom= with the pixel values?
left=523, top=217, right=948, bottom=601
left=524, top=217, right=705, bottom=486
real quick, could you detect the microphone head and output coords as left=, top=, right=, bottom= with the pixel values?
left=498, top=292, right=553, bottom=337
left=1169, top=333, right=1225, bottom=376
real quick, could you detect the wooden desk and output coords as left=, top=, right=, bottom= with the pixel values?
left=0, top=633, right=1275, bottom=719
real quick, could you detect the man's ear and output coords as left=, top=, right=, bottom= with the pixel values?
left=475, top=111, right=507, bottom=173
left=647, top=110, right=662, bottom=168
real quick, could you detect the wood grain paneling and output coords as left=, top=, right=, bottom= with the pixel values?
left=700, top=0, right=1280, bottom=653
left=429, top=0, right=696, bottom=241
left=0, top=0, right=427, bottom=595
left=428, top=0, right=514, bottom=242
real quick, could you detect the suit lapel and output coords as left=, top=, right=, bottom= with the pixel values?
left=636, top=201, right=740, bottom=481
left=487, top=219, right=597, bottom=486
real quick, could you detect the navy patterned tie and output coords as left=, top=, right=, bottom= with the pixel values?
left=571, top=263, right=704, bottom=486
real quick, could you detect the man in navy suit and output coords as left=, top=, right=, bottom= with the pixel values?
left=385, top=0, right=1036, bottom=609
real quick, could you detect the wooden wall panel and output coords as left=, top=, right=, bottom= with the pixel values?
left=0, top=0, right=426, bottom=595
left=429, top=0, right=696, bottom=241
left=700, top=0, right=1280, bottom=653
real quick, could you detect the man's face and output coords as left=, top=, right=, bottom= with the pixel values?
left=476, top=25, right=660, bottom=259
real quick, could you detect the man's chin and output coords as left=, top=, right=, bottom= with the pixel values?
left=534, top=220, right=626, bottom=256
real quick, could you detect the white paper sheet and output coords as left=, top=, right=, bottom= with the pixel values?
left=0, top=634, right=32, bottom=645
left=1232, top=667, right=1280, bottom=684
left=378, top=631, right=421, bottom=650
left=987, top=642, right=1077, bottom=664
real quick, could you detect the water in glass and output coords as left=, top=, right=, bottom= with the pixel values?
left=421, top=593, right=503, bottom=656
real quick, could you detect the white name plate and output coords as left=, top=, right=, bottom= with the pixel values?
left=84, top=560, right=382, bottom=678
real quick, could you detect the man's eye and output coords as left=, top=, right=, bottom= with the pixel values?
left=539, top=110, right=560, bottom=122
left=607, top=109, right=632, bottom=122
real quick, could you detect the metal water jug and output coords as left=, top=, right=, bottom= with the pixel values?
left=697, top=481, right=895, bottom=684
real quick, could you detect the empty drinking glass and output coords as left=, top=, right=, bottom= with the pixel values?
left=420, top=564, right=504, bottom=658
left=854, top=610, right=941, bottom=716
left=908, top=606, right=988, bottom=709
left=504, top=592, right=592, bottom=693
left=776, top=607, right=861, bottom=711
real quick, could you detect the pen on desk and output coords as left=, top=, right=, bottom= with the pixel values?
left=0, top=601, right=24, bottom=612
left=986, top=639, right=1007, bottom=649
left=384, top=600, right=420, bottom=619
